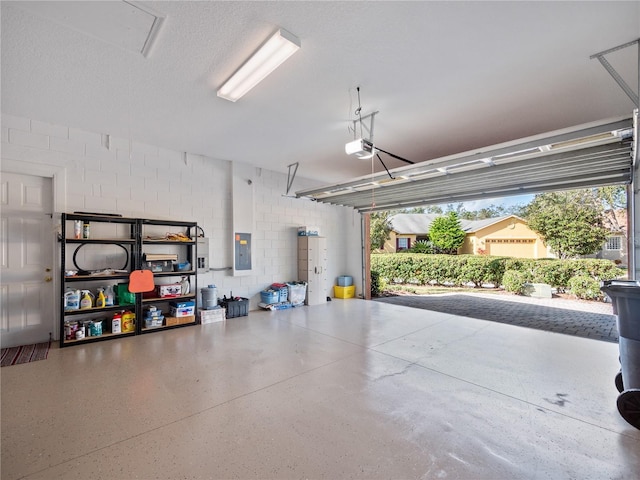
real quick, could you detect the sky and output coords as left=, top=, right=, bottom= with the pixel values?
left=454, top=194, right=535, bottom=211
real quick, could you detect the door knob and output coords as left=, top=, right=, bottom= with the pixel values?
left=44, top=276, right=52, bottom=282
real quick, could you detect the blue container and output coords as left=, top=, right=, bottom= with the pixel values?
left=260, top=290, right=279, bottom=304
left=337, top=276, right=353, bottom=287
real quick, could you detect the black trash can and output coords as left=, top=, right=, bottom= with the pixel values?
left=601, top=280, right=640, bottom=429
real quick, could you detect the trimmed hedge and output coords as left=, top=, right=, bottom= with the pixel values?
left=370, top=254, right=620, bottom=290
left=503, top=270, right=527, bottom=294
left=568, top=275, right=603, bottom=301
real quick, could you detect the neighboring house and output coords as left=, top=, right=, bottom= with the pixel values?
left=586, top=209, right=628, bottom=266
left=385, top=213, right=550, bottom=259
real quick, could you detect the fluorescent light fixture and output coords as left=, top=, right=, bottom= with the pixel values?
left=345, top=138, right=375, bottom=159
left=217, top=28, right=301, bottom=102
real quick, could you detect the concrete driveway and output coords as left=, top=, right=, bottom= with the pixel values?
left=373, top=291, right=618, bottom=342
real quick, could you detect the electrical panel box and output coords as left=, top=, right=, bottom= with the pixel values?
left=234, top=233, right=251, bottom=271
left=196, top=237, right=209, bottom=273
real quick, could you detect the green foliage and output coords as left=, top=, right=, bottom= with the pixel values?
left=370, top=270, right=386, bottom=297
left=568, top=275, right=603, bottom=301
left=459, top=256, right=507, bottom=287
left=428, top=212, right=466, bottom=254
left=409, top=240, right=434, bottom=254
left=502, top=270, right=527, bottom=294
left=370, top=254, right=620, bottom=294
left=458, top=204, right=506, bottom=220
left=369, top=211, right=392, bottom=251
left=526, top=191, right=609, bottom=259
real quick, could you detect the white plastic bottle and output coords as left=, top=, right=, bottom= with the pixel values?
left=104, top=285, right=115, bottom=306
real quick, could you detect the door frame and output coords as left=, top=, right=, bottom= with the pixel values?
left=1, top=159, right=67, bottom=340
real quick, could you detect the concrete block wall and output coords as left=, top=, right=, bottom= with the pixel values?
left=1, top=114, right=363, bottom=318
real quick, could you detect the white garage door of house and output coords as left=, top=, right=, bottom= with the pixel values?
left=486, top=239, right=536, bottom=258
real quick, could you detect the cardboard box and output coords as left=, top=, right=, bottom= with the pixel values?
left=334, top=285, right=355, bottom=299
left=157, top=283, right=181, bottom=298
left=170, top=300, right=195, bottom=317
left=170, top=306, right=195, bottom=317
left=200, top=308, right=225, bottom=324
left=165, top=315, right=195, bottom=326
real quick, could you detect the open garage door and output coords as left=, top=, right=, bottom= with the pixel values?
left=297, top=112, right=639, bottom=284
left=296, top=115, right=634, bottom=212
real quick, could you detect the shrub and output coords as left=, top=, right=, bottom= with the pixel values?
left=370, top=270, right=383, bottom=297
left=410, top=240, right=434, bottom=254
left=568, top=275, right=603, bottom=301
left=369, top=254, right=618, bottom=295
left=503, top=270, right=527, bottom=294
left=459, top=255, right=507, bottom=287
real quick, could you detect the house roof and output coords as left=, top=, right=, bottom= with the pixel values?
left=389, top=213, right=521, bottom=235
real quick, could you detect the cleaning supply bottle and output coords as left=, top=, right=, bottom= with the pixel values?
left=64, top=288, right=81, bottom=311
left=180, top=276, right=190, bottom=295
left=104, top=285, right=115, bottom=306
left=80, top=290, right=94, bottom=309
left=96, top=288, right=106, bottom=308
left=122, top=310, right=135, bottom=332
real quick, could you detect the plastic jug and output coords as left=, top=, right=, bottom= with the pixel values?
left=104, top=285, right=115, bottom=307
left=64, top=289, right=80, bottom=311
left=201, top=285, right=218, bottom=310
left=181, top=276, right=190, bottom=295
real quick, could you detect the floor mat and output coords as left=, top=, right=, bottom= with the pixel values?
left=1, top=341, right=50, bottom=367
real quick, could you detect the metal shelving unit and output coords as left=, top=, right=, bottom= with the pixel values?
left=59, top=213, right=198, bottom=347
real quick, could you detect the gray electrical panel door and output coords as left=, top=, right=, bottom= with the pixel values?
left=234, top=233, right=251, bottom=270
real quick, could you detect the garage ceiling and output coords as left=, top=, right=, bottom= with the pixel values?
left=1, top=1, right=639, bottom=186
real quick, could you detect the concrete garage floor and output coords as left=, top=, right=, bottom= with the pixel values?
left=2, top=300, right=639, bottom=479
left=374, top=291, right=618, bottom=342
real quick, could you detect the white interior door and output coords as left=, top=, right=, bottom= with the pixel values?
left=1, top=172, right=54, bottom=348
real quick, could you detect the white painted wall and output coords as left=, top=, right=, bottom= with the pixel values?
left=1, top=114, right=364, bottom=317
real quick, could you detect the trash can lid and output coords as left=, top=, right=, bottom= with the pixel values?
left=601, top=280, right=640, bottom=297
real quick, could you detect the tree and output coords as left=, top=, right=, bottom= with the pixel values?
left=525, top=191, right=609, bottom=259
left=594, top=186, right=626, bottom=239
left=428, top=211, right=466, bottom=254
left=423, top=205, right=443, bottom=214
left=369, top=211, right=392, bottom=251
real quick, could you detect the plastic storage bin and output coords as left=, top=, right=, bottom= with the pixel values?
left=260, top=290, right=279, bottom=304
left=334, top=285, right=355, bottom=298
left=287, top=282, right=307, bottom=306
left=337, top=276, right=353, bottom=286
left=601, top=280, right=640, bottom=430
left=271, top=283, right=288, bottom=302
left=221, top=297, right=249, bottom=318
